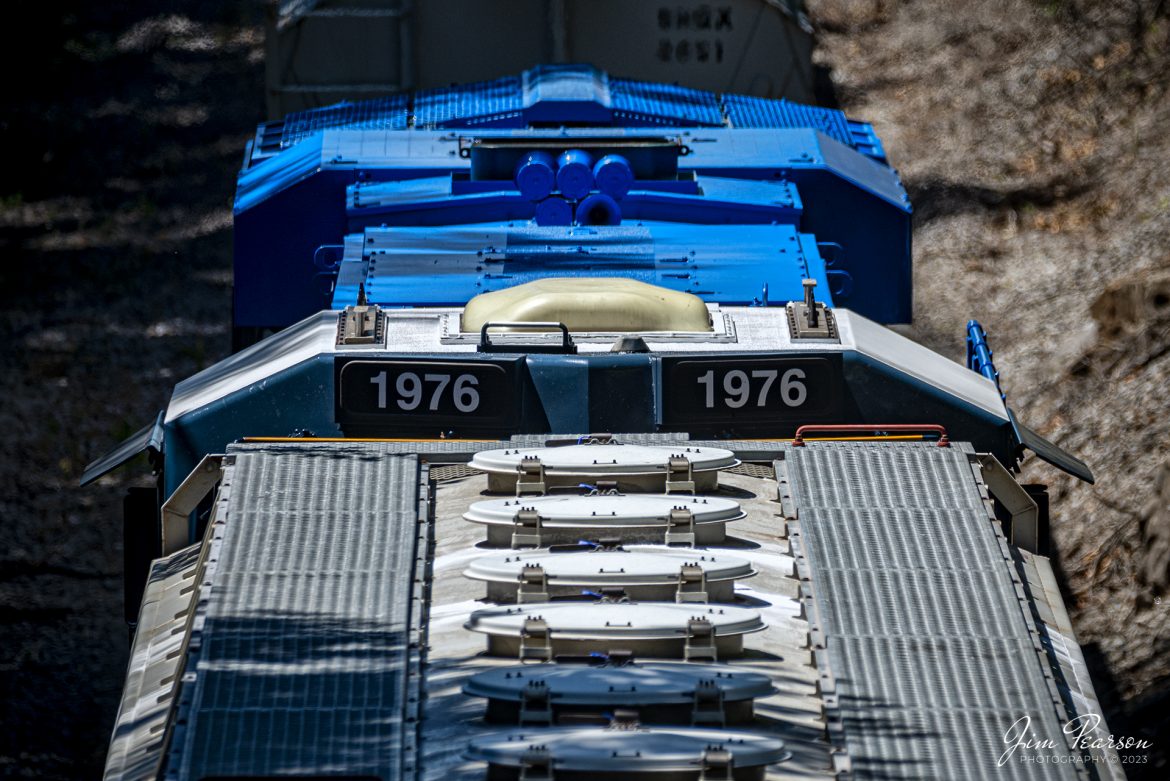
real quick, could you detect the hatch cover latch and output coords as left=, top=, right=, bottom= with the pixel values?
left=665, top=455, right=695, bottom=494
left=665, top=506, right=697, bottom=546
left=520, top=616, right=553, bottom=662
left=519, top=680, right=554, bottom=726
left=519, top=745, right=555, bottom=780
left=691, top=679, right=727, bottom=727
left=685, top=617, right=718, bottom=662
left=518, top=564, right=550, bottom=603
left=516, top=456, right=547, bottom=496
left=700, top=747, right=734, bottom=780
left=676, top=562, right=709, bottom=603
left=512, top=507, right=545, bottom=548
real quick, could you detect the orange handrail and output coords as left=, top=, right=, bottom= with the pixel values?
left=792, top=424, right=949, bottom=447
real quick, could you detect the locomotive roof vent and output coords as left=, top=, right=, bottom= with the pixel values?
left=463, top=493, right=745, bottom=548
left=470, top=443, right=738, bottom=494
left=463, top=660, right=776, bottom=726
left=462, top=277, right=714, bottom=334
left=465, top=723, right=787, bottom=778
left=464, top=602, right=765, bottom=660
left=464, top=546, right=756, bottom=603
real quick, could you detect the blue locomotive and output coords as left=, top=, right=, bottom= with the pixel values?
left=92, top=63, right=1113, bottom=781
left=86, top=64, right=1087, bottom=500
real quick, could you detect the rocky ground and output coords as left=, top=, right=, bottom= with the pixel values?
left=815, top=0, right=1170, bottom=768
left=0, top=1, right=1166, bottom=778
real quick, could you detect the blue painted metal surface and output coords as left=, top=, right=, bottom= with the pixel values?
left=514, top=150, right=556, bottom=200
left=276, top=95, right=410, bottom=150
left=232, top=66, right=912, bottom=334
left=608, top=78, right=724, bottom=126
left=534, top=197, right=572, bottom=226
left=414, top=76, right=525, bottom=127
left=575, top=193, right=622, bottom=225
left=521, top=65, right=614, bottom=125
left=593, top=154, right=633, bottom=199
left=249, top=65, right=888, bottom=163
left=235, top=135, right=907, bottom=329
left=556, top=149, right=595, bottom=200
left=331, top=224, right=830, bottom=310
left=346, top=175, right=802, bottom=229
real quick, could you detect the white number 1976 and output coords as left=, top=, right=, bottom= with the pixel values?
left=695, top=368, right=807, bottom=409
left=369, top=371, right=481, bottom=413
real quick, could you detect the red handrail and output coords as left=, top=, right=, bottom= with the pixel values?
left=792, top=424, right=950, bottom=447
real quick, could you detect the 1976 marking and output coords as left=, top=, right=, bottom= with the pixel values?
left=369, top=371, right=481, bottom=413
left=336, top=360, right=513, bottom=429
left=695, top=368, right=807, bottom=409
left=661, top=356, right=840, bottom=429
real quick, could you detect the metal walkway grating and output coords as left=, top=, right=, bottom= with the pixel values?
left=786, top=443, right=988, bottom=510
left=798, top=508, right=1002, bottom=572
left=785, top=442, right=1082, bottom=780
left=104, top=544, right=202, bottom=781
left=166, top=445, right=429, bottom=781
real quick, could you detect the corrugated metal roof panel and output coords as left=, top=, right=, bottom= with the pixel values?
left=165, top=447, right=428, bottom=781
left=785, top=442, right=1082, bottom=780
left=785, top=442, right=989, bottom=510
left=104, top=544, right=202, bottom=781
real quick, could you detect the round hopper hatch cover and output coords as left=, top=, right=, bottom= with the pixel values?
left=463, top=661, right=774, bottom=706
left=463, top=494, right=744, bottom=529
left=465, top=602, right=765, bottom=639
left=466, top=725, right=787, bottom=772
left=470, top=444, right=739, bottom=477
left=465, top=547, right=756, bottom=586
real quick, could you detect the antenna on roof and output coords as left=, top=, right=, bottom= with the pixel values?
left=802, top=279, right=819, bottom=329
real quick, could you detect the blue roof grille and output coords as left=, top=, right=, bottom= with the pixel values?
left=277, top=95, right=409, bottom=149
left=414, top=76, right=525, bottom=128
left=723, top=94, right=851, bottom=140
left=609, top=79, right=724, bottom=126
left=254, top=67, right=890, bottom=162
left=846, top=119, right=887, bottom=162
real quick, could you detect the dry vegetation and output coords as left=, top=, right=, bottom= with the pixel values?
left=0, top=1, right=1166, bottom=777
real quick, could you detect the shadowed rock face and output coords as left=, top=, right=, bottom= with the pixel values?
left=1140, top=464, right=1170, bottom=594
left=1089, top=270, right=1170, bottom=347
left=816, top=0, right=1170, bottom=772
left=1084, top=272, right=1170, bottom=599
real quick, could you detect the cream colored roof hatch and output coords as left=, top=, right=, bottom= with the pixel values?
left=461, top=277, right=713, bottom=333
